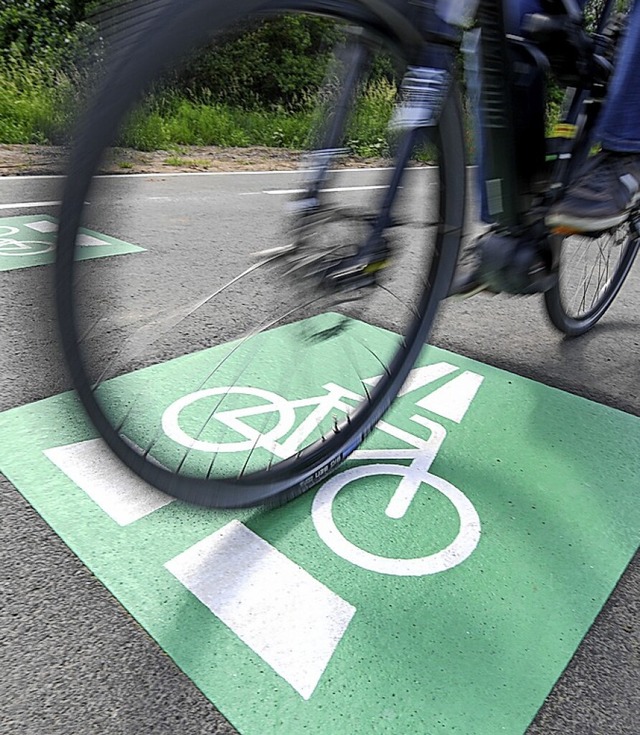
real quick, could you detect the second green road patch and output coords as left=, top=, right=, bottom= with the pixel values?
left=0, top=214, right=144, bottom=271
left=0, top=316, right=638, bottom=734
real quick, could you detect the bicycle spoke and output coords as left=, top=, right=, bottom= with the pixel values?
left=55, top=0, right=464, bottom=505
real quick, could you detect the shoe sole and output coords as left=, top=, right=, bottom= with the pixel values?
left=545, top=210, right=629, bottom=234
left=546, top=190, right=640, bottom=234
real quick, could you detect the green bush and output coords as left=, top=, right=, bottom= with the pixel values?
left=0, top=0, right=103, bottom=144
left=170, top=15, right=342, bottom=110
left=0, top=0, right=97, bottom=69
left=0, top=4, right=407, bottom=152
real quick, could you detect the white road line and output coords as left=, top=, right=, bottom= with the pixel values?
left=0, top=166, right=435, bottom=182
left=0, top=200, right=61, bottom=209
left=262, top=184, right=389, bottom=196
left=0, top=168, right=386, bottom=182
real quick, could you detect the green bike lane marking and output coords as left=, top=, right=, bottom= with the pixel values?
left=0, top=215, right=144, bottom=271
left=0, top=315, right=638, bottom=734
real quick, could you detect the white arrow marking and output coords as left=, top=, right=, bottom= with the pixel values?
left=397, top=363, right=460, bottom=397
left=416, top=371, right=484, bottom=423
left=363, top=362, right=459, bottom=393
left=165, top=521, right=355, bottom=699
left=24, top=219, right=58, bottom=233
left=44, top=439, right=174, bottom=525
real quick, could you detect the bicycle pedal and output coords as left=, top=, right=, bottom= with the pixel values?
left=324, top=255, right=389, bottom=291
left=324, top=267, right=378, bottom=291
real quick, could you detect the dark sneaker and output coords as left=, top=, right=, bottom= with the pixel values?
left=546, top=150, right=640, bottom=233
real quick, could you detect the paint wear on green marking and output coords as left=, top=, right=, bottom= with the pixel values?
left=0, top=215, right=144, bottom=271
left=0, top=315, right=638, bottom=735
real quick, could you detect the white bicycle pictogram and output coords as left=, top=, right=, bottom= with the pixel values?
left=161, top=373, right=481, bottom=576
left=0, top=225, right=54, bottom=256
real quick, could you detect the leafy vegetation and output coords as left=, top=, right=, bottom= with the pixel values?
left=0, top=0, right=98, bottom=68
left=170, top=16, right=344, bottom=110
left=115, top=73, right=398, bottom=156
left=0, top=1, right=566, bottom=156
left=0, top=0, right=101, bottom=143
left=1, top=3, right=403, bottom=153
left=0, top=55, right=76, bottom=144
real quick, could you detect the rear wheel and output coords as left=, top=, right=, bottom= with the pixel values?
left=56, top=0, right=465, bottom=507
left=544, top=222, right=640, bottom=336
left=544, top=0, right=639, bottom=336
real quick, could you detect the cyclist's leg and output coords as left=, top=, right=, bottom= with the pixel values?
left=547, top=1, right=640, bottom=232
left=542, top=2, right=640, bottom=332
left=595, top=0, right=640, bottom=153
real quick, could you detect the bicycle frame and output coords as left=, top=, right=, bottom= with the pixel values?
left=409, top=0, right=620, bottom=229
left=473, top=0, right=622, bottom=230
left=56, top=0, right=639, bottom=508
left=467, top=0, right=628, bottom=293
left=298, top=0, right=624, bottom=291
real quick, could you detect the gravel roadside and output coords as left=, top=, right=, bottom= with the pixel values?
left=0, top=144, right=397, bottom=177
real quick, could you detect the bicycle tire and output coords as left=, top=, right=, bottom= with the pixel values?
left=544, top=225, right=639, bottom=336
left=544, top=1, right=639, bottom=337
left=56, top=0, right=465, bottom=508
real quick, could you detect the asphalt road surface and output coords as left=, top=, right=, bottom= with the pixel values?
left=1, top=169, right=638, bottom=734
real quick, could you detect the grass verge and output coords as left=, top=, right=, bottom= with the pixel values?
left=1, top=69, right=413, bottom=158
left=0, top=57, right=77, bottom=144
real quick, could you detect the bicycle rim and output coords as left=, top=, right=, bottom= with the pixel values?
left=56, top=0, right=465, bottom=507
left=544, top=224, right=639, bottom=336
